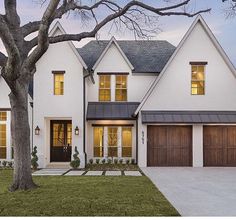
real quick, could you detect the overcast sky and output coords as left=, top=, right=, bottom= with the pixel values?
left=0, top=0, right=236, bottom=65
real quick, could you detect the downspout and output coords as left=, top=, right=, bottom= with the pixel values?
left=30, top=102, right=34, bottom=151
left=136, top=114, right=139, bottom=164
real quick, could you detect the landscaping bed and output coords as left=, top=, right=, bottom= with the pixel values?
left=85, top=163, right=140, bottom=171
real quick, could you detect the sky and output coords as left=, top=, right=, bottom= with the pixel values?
left=0, top=0, right=236, bottom=65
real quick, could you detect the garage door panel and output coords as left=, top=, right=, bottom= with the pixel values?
left=226, top=149, right=236, bottom=166
left=147, top=126, right=192, bottom=166
left=204, top=149, right=223, bottom=166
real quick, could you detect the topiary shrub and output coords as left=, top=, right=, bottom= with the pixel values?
left=131, top=159, right=136, bottom=165
left=114, top=158, right=118, bottom=164
left=70, top=146, right=80, bottom=169
left=89, top=159, right=93, bottom=164
left=101, top=159, right=106, bottom=164
left=107, top=158, right=112, bottom=164
left=31, top=146, right=39, bottom=170
left=8, top=161, right=13, bottom=168
left=126, top=159, right=130, bottom=165
left=2, top=160, right=7, bottom=168
left=96, top=159, right=100, bottom=164
left=119, top=159, right=123, bottom=164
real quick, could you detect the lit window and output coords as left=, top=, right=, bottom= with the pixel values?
left=108, top=127, right=118, bottom=157
left=54, top=73, right=64, bottom=95
left=116, top=75, right=127, bottom=101
left=99, top=75, right=111, bottom=101
left=191, top=65, right=205, bottom=95
left=94, top=127, right=104, bottom=157
left=0, top=112, right=7, bottom=121
left=122, top=127, right=132, bottom=157
left=0, top=124, right=6, bottom=159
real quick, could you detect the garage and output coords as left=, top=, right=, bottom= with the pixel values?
left=204, top=126, right=236, bottom=166
left=147, top=126, right=192, bottom=166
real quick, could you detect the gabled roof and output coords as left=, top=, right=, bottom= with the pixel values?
left=78, top=39, right=175, bottom=73
left=134, top=15, right=236, bottom=116
left=49, top=22, right=88, bottom=70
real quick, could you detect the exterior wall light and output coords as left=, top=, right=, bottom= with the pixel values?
left=35, top=126, right=40, bottom=135
left=75, top=126, right=79, bottom=135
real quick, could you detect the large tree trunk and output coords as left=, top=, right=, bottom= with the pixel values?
left=9, top=80, right=37, bottom=191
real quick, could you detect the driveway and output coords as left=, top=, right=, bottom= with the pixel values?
left=141, top=167, right=236, bottom=216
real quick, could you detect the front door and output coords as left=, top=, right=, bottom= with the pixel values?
left=50, top=120, right=72, bottom=162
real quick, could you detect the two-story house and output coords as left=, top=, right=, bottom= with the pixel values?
left=1, top=15, right=236, bottom=168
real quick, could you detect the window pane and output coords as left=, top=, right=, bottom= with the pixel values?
left=94, top=127, right=103, bottom=157
left=0, top=124, right=6, bottom=159
left=54, top=73, right=64, bottom=95
left=108, top=127, right=118, bottom=157
left=191, top=65, right=205, bottom=95
left=0, top=112, right=7, bottom=121
left=122, top=127, right=132, bottom=157
left=52, top=123, right=65, bottom=146
left=191, top=81, right=205, bottom=95
left=99, top=75, right=111, bottom=101
left=115, top=75, right=127, bottom=101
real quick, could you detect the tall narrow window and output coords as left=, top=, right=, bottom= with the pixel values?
left=0, top=124, right=6, bottom=159
left=99, top=75, right=111, bottom=101
left=122, top=127, right=132, bottom=157
left=54, top=73, right=64, bottom=95
left=191, top=65, right=205, bottom=95
left=116, top=75, right=127, bottom=101
left=94, top=127, right=104, bottom=157
left=0, top=112, right=7, bottom=121
left=108, top=127, right=118, bottom=157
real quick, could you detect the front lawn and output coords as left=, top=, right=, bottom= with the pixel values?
left=0, top=170, right=179, bottom=216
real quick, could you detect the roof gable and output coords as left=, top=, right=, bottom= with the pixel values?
left=49, top=22, right=88, bottom=70
left=134, top=15, right=236, bottom=115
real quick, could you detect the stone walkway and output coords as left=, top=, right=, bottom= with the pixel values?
left=33, top=169, right=142, bottom=176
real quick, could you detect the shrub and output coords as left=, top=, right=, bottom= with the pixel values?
left=107, top=158, right=112, bottom=164
left=89, top=159, right=93, bottom=164
left=31, top=146, right=39, bottom=170
left=131, top=159, right=136, bottom=165
left=2, top=161, right=7, bottom=168
left=101, top=159, right=106, bottom=164
left=96, top=159, right=100, bottom=164
left=114, top=158, right=118, bottom=164
left=119, top=159, right=123, bottom=164
left=8, top=161, right=13, bottom=168
left=70, top=146, right=80, bottom=169
left=126, top=159, right=130, bottom=165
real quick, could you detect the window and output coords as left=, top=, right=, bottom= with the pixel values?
left=191, top=65, right=205, bottom=95
left=0, top=112, right=7, bottom=121
left=99, top=75, right=111, bottom=101
left=0, top=124, right=6, bottom=159
left=108, top=127, right=118, bottom=157
left=54, top=73, right=64, bottom=95
left=94, top=127, right=104, bottom=157
left=122, top=127, right=132, bottom=157
left=116, top=75, right=127, bottom=101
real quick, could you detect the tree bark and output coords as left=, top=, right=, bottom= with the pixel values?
left=9, top=79, right=37, bottom=191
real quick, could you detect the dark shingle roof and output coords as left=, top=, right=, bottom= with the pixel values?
left=142, top=111, right=236, bottom=124
left=87, top=102, right=140, bottom=120
left=78, top=40, right=176, bottom=73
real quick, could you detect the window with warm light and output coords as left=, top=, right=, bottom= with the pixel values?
left=99, top=75, right=111, bottom=101
left=108, top=127, right=118, bottom=157
left=122, top=127, right=132, bottom=157
left=0, top=112, right=7, bottom=121
left=0, top=124, right=6, bottom=159
left=116, top=75, right=127, bottom=101
left=191, top=65, right=205, bottom=95
left=93, top=127, right=104, bottom=157
left=54, top=73, right=64, bottom=95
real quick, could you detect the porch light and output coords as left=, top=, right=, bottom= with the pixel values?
left=35, top=126, right=40, bottom=135
left=75, top=126, right=79, bottom=135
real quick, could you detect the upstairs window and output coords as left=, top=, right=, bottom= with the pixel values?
left=115, top=75, right=127, bottom=101
left=99, top=75, right=111, bottom=101
left=53, top=72, right=64, bottom=95
left=190, top=62, right=206, bottom=95
left=0, top=112, right=7, bottom=121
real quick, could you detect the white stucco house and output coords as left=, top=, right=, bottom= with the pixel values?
left=1, top=15, right=236, bottom=168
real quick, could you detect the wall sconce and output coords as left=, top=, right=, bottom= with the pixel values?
left=75, top=126, right=79, bottom=135
left=35, top=126, right=40, bottom=135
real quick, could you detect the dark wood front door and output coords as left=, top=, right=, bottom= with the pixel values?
left=204, top=126, right=236, bottom=166
left=50, top=120, right=72, bottom=162
left=147, top=126, right=192, bottom=166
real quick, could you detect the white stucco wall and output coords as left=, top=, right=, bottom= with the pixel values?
left=142, top=22, right=236, bottom=111
left=34, top=39, right=85, bottom=168
left=86, top=43, right=156, bottom=102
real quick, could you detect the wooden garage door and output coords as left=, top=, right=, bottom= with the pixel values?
left=204, top=126, right=236, bottom=166
left=147, top=126, right=192, bottom=166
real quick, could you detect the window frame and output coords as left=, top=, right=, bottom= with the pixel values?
left=53, top=71, right=65, bottom=96
left=122, top=127, right=132, bottom=157
left=190, top=63, right=206, bottom=96
left=93, top=127, right=104, bottom=157
left=115, top=75, right=128, bottom=102
left=98, top=75, right=111, bottom=101
left=107, top=127, right=118, bottom=157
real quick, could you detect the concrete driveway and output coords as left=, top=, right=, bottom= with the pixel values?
left=141, top=167, right=236, bottom=216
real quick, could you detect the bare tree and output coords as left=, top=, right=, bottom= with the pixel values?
left=0, top=0, right=210, bottom=191
left=223, top=0, right=236, bottom=17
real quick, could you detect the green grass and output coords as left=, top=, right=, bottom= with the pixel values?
left=0, top=169, right=179, bottom=216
